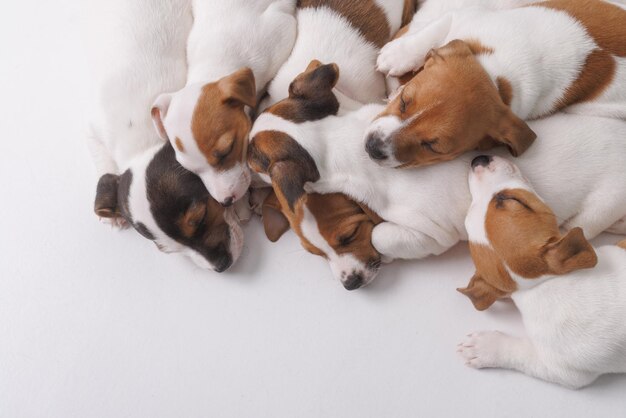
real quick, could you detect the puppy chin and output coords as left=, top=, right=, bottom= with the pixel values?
left=202, top=164, right=252, bottom=206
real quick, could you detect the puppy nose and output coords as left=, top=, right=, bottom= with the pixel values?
left=471, top=155, right=493, bottom=169
left=222, top=196, right=235, bottom=207
left=343, top=272, right=364, bottom=291
left=213, top=254, right=232, bottom=273
left=365, top=133, right=388, bottom=161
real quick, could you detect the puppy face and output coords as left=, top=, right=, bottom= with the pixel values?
left=365, top=40, right=535, bottom=168
left=94, top=143, right=243, bottom=272
left=459, top=155, right=597, bottom=310
left=262, top=191, right=383, bottom=290
left=151, top=68, right=255, bottom=206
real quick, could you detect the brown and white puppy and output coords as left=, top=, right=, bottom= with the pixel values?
left=457, top=155, right=626, bottom=389
left=249, top=61, right=385, bottom=289
left=261, top=190, right=384, bottom=290
left=367, top=0, right=626, bottom=167
left=151, top=0, right=298, bottom=206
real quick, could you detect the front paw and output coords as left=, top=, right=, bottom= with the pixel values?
left=457, top=331, right=508, bottom=369
left=377, top=40, right=423, bottom=77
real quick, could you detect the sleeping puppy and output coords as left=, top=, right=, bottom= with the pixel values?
left=458, top=156, right=626, bottom=389
left=261, top=0, right=417, bottom=112
left=261, top=190, right=384, bottom=290
left=367, top=0, right=626, bottom=167
left=251, top=61, right=626, bottom=263
left=86, top=0, right=242, bottom=272
left=151, top=0, right=297, bottom=206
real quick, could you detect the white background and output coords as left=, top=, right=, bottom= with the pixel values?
left=1, top=2, right=625, bottom=417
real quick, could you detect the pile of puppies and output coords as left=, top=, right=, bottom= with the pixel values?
left=87, top=0, right=626, bottom=388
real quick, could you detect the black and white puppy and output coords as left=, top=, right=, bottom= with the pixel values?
left=86, top=0, right=243, bottom=272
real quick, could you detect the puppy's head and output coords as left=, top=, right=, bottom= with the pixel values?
left=93, top=143, right=243, bottom=272
left=459, top=155, right=597, bottom=310
left=151, top=68, right=255, bottom=206
left=262, top=190, right=383, bottom=290
left=365, top=40, right=535, bottom=168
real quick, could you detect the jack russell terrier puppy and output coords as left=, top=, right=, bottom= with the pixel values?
left=260, top=0, right=417, bottom=112
left=250, top=62, right=626, bottom=267
left=86, top=0, right=243, bottom=272
left=366, top=0, right=626, bottom=168
left=458, top=155, right=626, bottom=389
left=252, top=61, right=385, bottom=290
left=151, top=0, right=297, bottom=206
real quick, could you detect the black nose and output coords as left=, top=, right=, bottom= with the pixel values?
left=365, top=134, right=388, bottom=161
left=471, top=155, right=493, bottom=169
left=222, top=196, right=234, bottom=207
left=343, top=272, right=364, bottom=291
left=213, top=253, right=233, bottom=273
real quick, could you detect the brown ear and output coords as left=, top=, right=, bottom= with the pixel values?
left=543, top=227, right=598, bottom=275
left=306, top=59, right=323, bottom=72
left=151, top=93, right=173, bottom=140
left=94, top=174, right=121, bottom=218
left=219, top=67, right=257, bottom=108
left=493, top=110, right=536, bottom=157
left=262, top=191, right=291, bottom=242
left=270, top=159, right=319, bottom=212
left=618, top=239, right=626, bottom=250
left=433, top=39, right=473, bottom=58
left=457, top=273, right=507, bottom=311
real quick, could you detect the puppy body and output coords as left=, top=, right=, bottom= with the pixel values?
left=459, top=157, right=626, bottom=388
left=378, top=0, right=626, bottom=120
left=85, top=0, right=243, bottom=272
left=254, top=102, right=626, bottom=260
left=262, top=0, right=408, bottom=111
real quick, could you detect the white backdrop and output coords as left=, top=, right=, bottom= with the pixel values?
left=1, top=2, right=625, bottom=417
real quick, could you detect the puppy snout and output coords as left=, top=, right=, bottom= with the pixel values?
left=365, top=133, right=388, bottom=161
left=343, top=271, right=364, bottom=291
left=213, top=253, right=233, bottom=273
left=471, top=155, right=493, bottom=170
left=221, top=196, right=235, bottom=207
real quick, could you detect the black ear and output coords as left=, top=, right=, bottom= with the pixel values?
left=94, top=174, right=121, bottom=218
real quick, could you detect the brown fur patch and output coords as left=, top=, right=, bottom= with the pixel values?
left=618, top=239, right=626, bottom=250
left=496, top=76, right=513, bottom=106
left=191, top=69, right=255, bottom=171
left=402, top=0, right=419, bottom=27
left=298, top=0, right=391, bottom=48
left=535, top=0, right=626, bottom=57
left=174, top=137, right=185, bottom=153
left=464, top=38, right=495, bottom=55
left=557, top=49, right=616, bottom=109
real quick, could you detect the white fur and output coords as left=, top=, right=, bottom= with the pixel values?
left=459, top=157, right=626, bottom=389
left=156, top=0, right=298, bottom=204
left=261, top=1, right=406, bottom=112
left=378, top=1, right=626, bottom=119
left=84, top=0, right=243, bottom=271
left=252, top=107, right=626, bottom=262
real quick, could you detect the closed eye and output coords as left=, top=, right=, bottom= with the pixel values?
left=421, top=139, right=441, bottom=154
left=399, top=94, right=407, bottom=114
left=494, top=193, right=534, bottom=211
left=213, top=140, right=235, bottom=163
left=337, top=225, right=360, bottom=247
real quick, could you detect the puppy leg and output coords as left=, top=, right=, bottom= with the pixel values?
left=377, top=13, right=453, bottom=76
left=372, top=222, right=455, bottom=260
left=458, top=331, right=599, bottom=389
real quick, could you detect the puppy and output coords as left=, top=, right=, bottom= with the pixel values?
left=251, top=62, right=384, bottom=290
left=251, top=62, right=626, bottom=263
left=261, top=190, right=384, bottom=290
left=366, top=0, right=626, bottom=167
left=261, top=0, right=416, bottom=112
left=458, top=156, right=626, bottom=389
left=86, top=0, right=242, bottom=272
left=151, top=0, right=298, bottom=205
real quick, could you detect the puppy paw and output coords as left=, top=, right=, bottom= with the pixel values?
left=234, top=196, right=253, bottom=224
left=100, top=216, right=129, bottom=230
left=457, top=331, right=508, bottom=369
left=377, top=40, right=423, bottom=77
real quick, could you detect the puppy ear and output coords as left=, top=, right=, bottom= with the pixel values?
left=493, top=110, right=536, bottom=157
left=433, top=39, right=473, bottom=58
left=305, top=59, right=323, bottom=72
left=618, top=239, right=626, bottom=250
left=94, top=174, right=121, bottom=218
left=151, top=94, right=173, bottom=140
left=543, top=227, right=598, bottom=275
left=219, top=67, right=257, bottom=109
left=457, top=273, right=507, bottom=311
left=262, top=191, right=291, bottom=242
left=270, top=160, right=319, bottom=212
